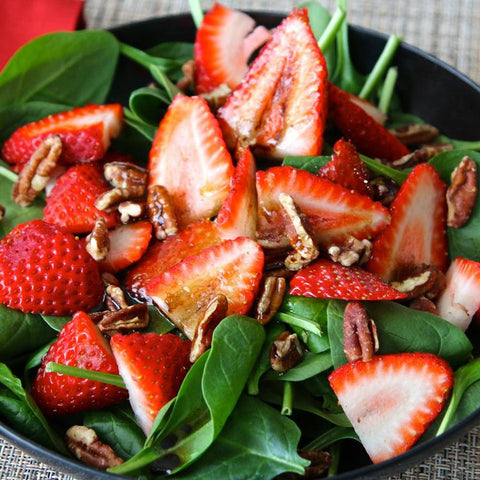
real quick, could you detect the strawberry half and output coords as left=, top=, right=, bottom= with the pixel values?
left=289, top=259, right=407, bottom=301
left=146, top=237, right=264, bottom=340
left=217, top=8, right=328, bottom=159
left=125, top=220, right=222, bottom=301
left=43, top=164, right=120, bottom=234
left=256, top=166, right=390, bottom=249
left=328, top=84, right=410, bottom=162
left=2, top=104, right=123, bottom=170
left=194, top=3, right=271, bottom=94
left=0, top=220, right=103, bottom=315
left=318, top=138, right=373, bottom=197
left=216, top=145, right=258, bottom=240
left=366, top=163, right=448, bottom=282
left=31, top=311, right=128, bottom=416
left=436, top=257, right=480, bottom=331
left=100, top=221, right=152, bottom=273
left=110, top=332, right=191, bottom=435
left=329, top=353, right=454, bottom=463
left=148, top=95, right=234, bottom=228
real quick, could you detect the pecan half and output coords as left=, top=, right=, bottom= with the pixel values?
left=389, top=123, right=439, bottom=146
left=390, top=264, right=446, bottom=300
left=147, top=185, right=178, bottom=240
left=279, top=193, right=319, bottom=271
left=270, top=331, right=303, bottom=372
left=12, top=135, right=62, bottom=207
left=327, top=236, right=372, bottom=267
left=392, top=142, right=453, bottom=169
left=254, top=276, right=287, bottom=325
left=343, top=301, right=379, bottom=363
left=66, top=425, right=123, bottom=469
left=95, top=187, right=133, bottom=211
left=95, top=304, right=149, bottom=335
left=190, top=295, right=228, bottom=363
left=101, top=272, right=128, bottom=311
left=104, top=161, right=147, bottom=197
left=446, top=156, right=478, bottom=228
left=86, top=217, right=110, bottom=261
left=118, top=201, right=146, bottom=224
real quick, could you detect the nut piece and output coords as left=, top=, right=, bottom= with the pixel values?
left=200, top=84, right=232, bottom=112
left=66, top=425, right=123, bottom=469
left=101, top=272, right=128, bottom=311
left=147, top=185, right=178, bottom=240
left=270, top=331, right=303, bottom=372
left=327, top=236, right=372, bottom=267
left=118, top=201, right=146, bottom=224
left=86, top=217, right=110, bottom=261
left=389, top=123, right=439, bottom=146
left=390, top=264, right=446, bottom=300
left=104, top=161, right=147, bottom=197
left=279, top=193, right=319, bottom=271
left=255, top=276, right=287, bottom=325
left=95, top=304, right=149, bottom=335
left=177, top=59, right=195, bottom=92
left=12, top=135, right=62, bottom=207
left=410, top=296, right=439, bottom=315
left=446, top=156, right=478, bottom=228
left=343, top=301, right=379, bottom=363
left=190, top=295, right=228, bottom=363
left=392, top=142, right=453, bottom=169
left=369, top=176, right=399, bottom=206
left=95, top=187, right=133, bottom=211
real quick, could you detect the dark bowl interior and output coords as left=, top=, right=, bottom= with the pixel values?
left=1, top=11, right=479, bottom=480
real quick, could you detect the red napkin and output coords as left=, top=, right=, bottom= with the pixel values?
left=0, top=0, right=84, bottom=69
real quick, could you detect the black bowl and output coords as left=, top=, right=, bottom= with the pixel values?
left=1, top=12, right=479, bottom=480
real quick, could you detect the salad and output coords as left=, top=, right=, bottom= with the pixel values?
left=0, top=1, right=479, bottom=479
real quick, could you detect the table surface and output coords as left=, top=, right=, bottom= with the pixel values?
left=1, top=0, right=479, bottom=479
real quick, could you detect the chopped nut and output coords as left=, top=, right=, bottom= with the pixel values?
left=147, top=185, right=178, bottom=240
left=190, top=295, right=228, bottom=363
left=389, top=123, right=439, bottom=146
left=86, top=218, right=110, bottom=261
left=255, top=276, right=287, bottom=324
left=343, top=301, right=379, bottom=363
left=95, top=187, right=133, bottom=211
left=101, top=272, right=128, bottom=311
left=390, top=264, right=446, bottom=300
left=279, top=193, right=319, bottom=271
left=200, top=83, right=232, bottom=112
left=103, top=161, right=147, bottom=197
left=0, top=205, right=5, bottom=221
left=410, top=296, right=439, bottom=315
left=270, top=331, right=303, bottom=372
left=66, top=425, right=123, bottom=469
left=392, top=142, right=453, bottom=169
left=118, top=201, right=146, bottom=223
left=176, top=59, right=195, bottom=92
left=12, top=135, right=62, bottom=207
left=96, top=304, right=149, bottom=335
left=446, top=156, right=478, bottom=228
left=327, top=236, right=372, bottom=267
left=369, top=176, right=399, bottom=206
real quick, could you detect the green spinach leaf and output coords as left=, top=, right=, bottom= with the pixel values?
left=282, top=155, right=330, bottom=173
left=265, top=352, right=332, bottom=382
left=129, top=87, right=169, bottom=126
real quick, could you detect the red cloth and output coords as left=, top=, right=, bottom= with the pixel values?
left=0, top=0, right=84, bottom=69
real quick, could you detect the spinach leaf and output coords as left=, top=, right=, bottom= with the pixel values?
left=327, top=300, right=472, bottom=368
left=129, top=87, right=170, bottom=126
left=429, top=150, right=480, bottom=262
left=40, top=315, right=71, bottom=332
left=173, top=395, right=309, bottom=479
left=304, top=425, right=358, bottom=450
left=359, top=154, right=408, bottom=184
left=265, top=352, right=332, bottom=382
left=0, top=31, right=119, bottom=107
left=147, top=305, right=176, bottom=335
left=123, top=110, right=157, bottom=142
left=282, top=155, right=330, bottom=173
left=0, top=305, right=56, bottom=362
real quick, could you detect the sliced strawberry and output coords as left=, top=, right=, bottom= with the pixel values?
left=217, top=8, right=328, bottom=159
left=110, top=332, right=191, bottom=435
left=349, top=94, right=387, bottom=125
left=436, top=257, right=480, bottom=331
left=194, top=3, right=271, bottom=94
left=256, top=166, right=390, bottom=249
left=146, top=237, right=264, bottom=340
left=329, top=353, right=454, bottom=463
left=31, top=311, right=128, bottom=416
left=2, top=104, right=123, bottom=169
left=216, top=145, right=257, bottom=240
left=148, top=95, right=234, bottom=228
left=289, top=259, right=407, bottom=300
left=100, top=221, right=152, bottom=273
left=366, top=164, right=448, bottom=282
left=0, top=220, right=103, bottom=315
left=328, top=84, right=410, bottom=162
left=43, top=163, right=120, bottom=234
left=318, top=138, right=373, bottom=197
left=125, top=220, right=222, bottom=301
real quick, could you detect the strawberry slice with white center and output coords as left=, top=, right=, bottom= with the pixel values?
left=2, top=104, right=123, bottom=169
left=366, top=163, right=448, bottom=282
left=194, top=3, right=271, bottom=94
left=216, top=146, right=258, bottom=240
left=100, top=221, right=152, bottom=273
left=148, top=95, right=234, bottom=228
left=217, top=8, right=328, bottom=159
left=436, top=257, right=480, bottom=331
left=329, top=353, right=454, bottom=464
left=146, top=237, right=264, bottom=340
left=256, top=166, right=390, bottom=249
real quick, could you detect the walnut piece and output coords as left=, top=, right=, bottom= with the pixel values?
left=392, top=142, right=453, bottom=169
left=118, top=201, right=146, bottom=224
left=66, top=425, right=123, bottom=469
left=255, top=276, right=287, bottom=325
left=390, top=264, right=446, bottom=300
left=86, top=217, right=110, bottom=261
left=12, top=135, right=62, bottom=207
left=94, top=304, right=149, bottom=335
left=327, top=236, right=372, bottom=267
left=446, top=156, right=478, bottom=228
left=389, top=123, right=439, bottom=146
left=270, top=331, right=303, bottom=372
left=147, top=185, right=178, bottom=240
left=343, top=301, right=379, bottom=363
